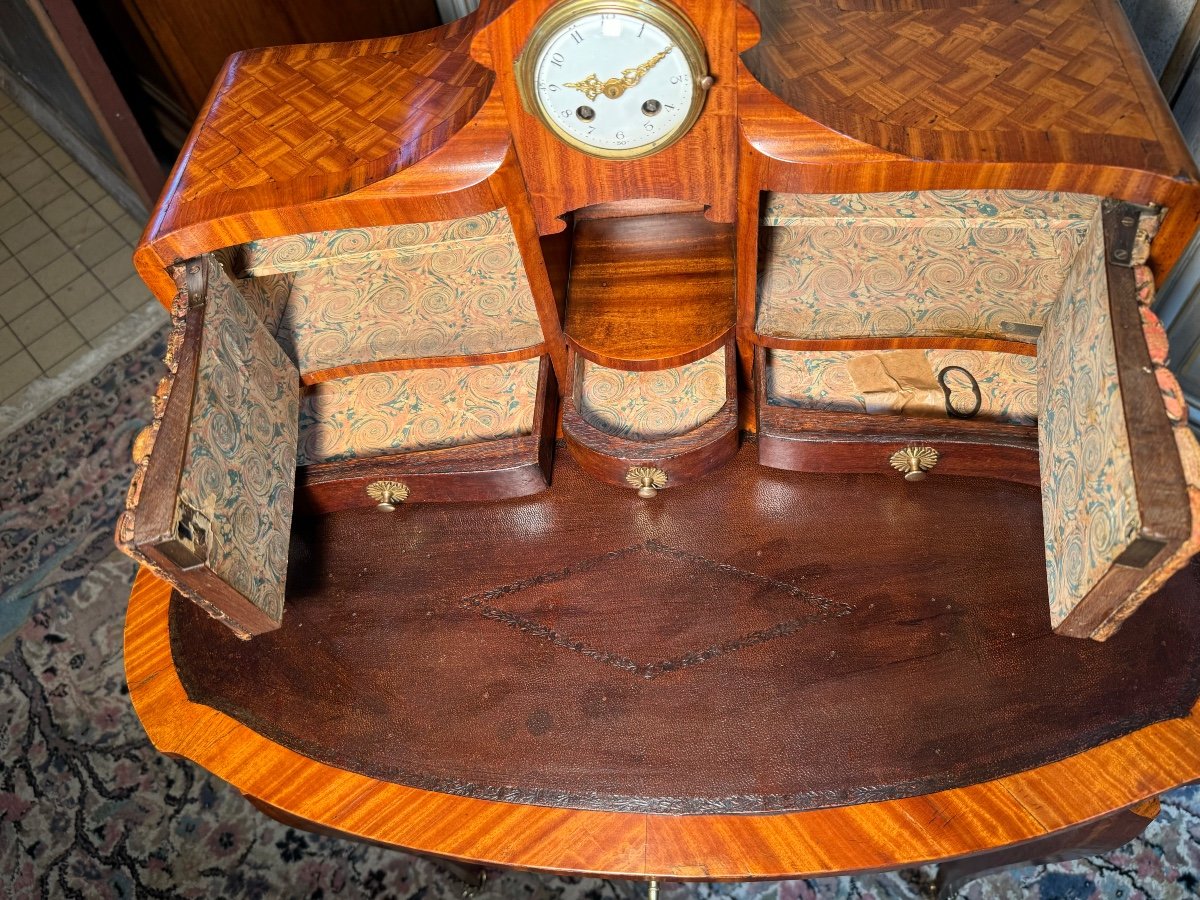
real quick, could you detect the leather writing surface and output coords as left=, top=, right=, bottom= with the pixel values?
left=170, top=445, right=1200, bottom=813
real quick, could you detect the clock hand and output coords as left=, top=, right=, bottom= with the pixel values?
left=563, top=44, right=675, bottom=101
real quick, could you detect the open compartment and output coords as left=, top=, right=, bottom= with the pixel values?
left=558, top=203, right=740, bottom=493
left=562, top=342, right=739, bottom=495
left=756, top=190, right=1100, bottom=345
left=754, top=345, right=1040, bottom=482
left=116, top=207, right=560, bottom=636
left=750, top=192, right=1200, bottom=638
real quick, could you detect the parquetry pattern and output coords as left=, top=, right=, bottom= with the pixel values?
left=175, top=17, right=496, bottom=207
left=745, top=0, right=1164, bottom=166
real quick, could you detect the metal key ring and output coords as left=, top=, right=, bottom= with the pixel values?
left=938, top=365, right=982, bottom=419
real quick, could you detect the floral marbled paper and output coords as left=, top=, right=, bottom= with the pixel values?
left=235, top=209, right=544, bottom=375
left=1037, top=208, right=1141, bottom=627
left=758, top=190, right=1099, bottom=342
left=297, top=359, right=540, bottom=466
left=178, top=261, right=298, bottom=624
left=577, top=349, right=728, bottom=442
left=766, top=348, right=1038, bottom=426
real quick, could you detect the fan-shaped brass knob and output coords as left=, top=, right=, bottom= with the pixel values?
left=889, top=446, right=939, bottom=482
left=366, top=480, right=409, bottom=511
left=626, top=466, right=667, bottom=499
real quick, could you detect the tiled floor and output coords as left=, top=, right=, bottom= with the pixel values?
left=0, top=90, right=159, bottom=403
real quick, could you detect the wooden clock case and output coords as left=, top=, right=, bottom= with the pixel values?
left=113, top=0, right=1200, bottom=846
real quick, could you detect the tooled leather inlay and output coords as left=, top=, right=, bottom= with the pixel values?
left=171, top=448, right=1200, bottom=815
left=460, top=539, right=853, bottom=680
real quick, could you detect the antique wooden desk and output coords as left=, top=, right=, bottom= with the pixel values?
left=119, top=0, right=1200, bottom=892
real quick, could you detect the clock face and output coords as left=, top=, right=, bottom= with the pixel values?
left=518, top=1, right=710, bottom=160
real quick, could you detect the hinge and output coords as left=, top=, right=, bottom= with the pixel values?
left=157, top=501, right=212, bottom=570
left=1113, top=535, right=1167, bottom=569
left=171, top=255, right=210, bottom=308
left=1103, top=199, right=1160, bottom=267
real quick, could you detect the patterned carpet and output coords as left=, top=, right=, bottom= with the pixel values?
left=3, top=334, right=1200, bottom=898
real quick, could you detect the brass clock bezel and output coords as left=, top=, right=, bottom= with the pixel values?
left=514, top=0, right=711, bottom=161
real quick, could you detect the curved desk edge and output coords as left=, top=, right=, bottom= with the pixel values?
left=125, top=567, right=1200, bottom=880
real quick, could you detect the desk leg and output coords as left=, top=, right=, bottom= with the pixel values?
left=934, top=797, right=1160, bottom=899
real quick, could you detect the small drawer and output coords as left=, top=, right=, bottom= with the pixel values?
left=764, top=347, right=1037, bottom=426
left=562, top=343, right=739, bottom=496
left=296, top=355, right=558, bottom=512
left=753, top=346, right=1039, bottom=484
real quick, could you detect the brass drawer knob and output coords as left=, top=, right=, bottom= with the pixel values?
left=626, top=466, right=667, bottom=499
left=366, top=480, right=409, bottom=511
left=889, top=446, right=939, bottom=482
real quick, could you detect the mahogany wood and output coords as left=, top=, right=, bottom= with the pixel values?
left=175, top=444, right=1200, bottom=813
left=121, top=0, right=1200, bottom=875
left=130, top=286, right=200, bottom=556
left=561, top=342, right=740, bottom=491
left=111, top=0, right=440, bottom=117
left=753, top=334, right=1038, bottom=358
left=472, top=0, right=741, bottom=235
left=125, top=458, right=1200, bottom=877
left=564, top=211, right=736, bottom=370
left=753, top=347, right=1041, bottom=484
left=297, top=357, right=558, bottom=514
left=299, top=344, right=547, bottom=387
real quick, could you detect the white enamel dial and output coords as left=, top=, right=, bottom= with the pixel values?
left=519, top=2, right=709, bottom=159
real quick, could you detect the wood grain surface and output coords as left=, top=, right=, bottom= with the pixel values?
left=123, top=0, right=1200, bottom=877
left=564, top=211, right=736, bottom=370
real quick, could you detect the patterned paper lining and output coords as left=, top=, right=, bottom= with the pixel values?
left=221, top=209, right=544, bottom=375
left=766, top=348, right=1037, bottom=426
left=1038, top=208, right=1141, bottom=627
left=577, top=349, right=728, bottom=442
left=758, top=190, right=1099, bottom=342
left=179, top=261, right=298, bottom=625
left=297, top=359, right=541, bottom=466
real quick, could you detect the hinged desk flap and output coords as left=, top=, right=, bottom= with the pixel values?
left=117, top=255, right=299, bottom=638
left=1041, top=203, right=1194, bottom=640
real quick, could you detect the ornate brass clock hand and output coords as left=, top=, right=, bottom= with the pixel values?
left=563, top=44, right=675, bottom=101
